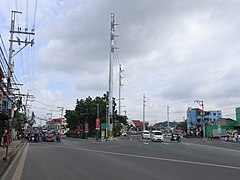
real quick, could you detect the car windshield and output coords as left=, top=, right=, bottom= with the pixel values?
left=154, top=132, right=162, bottom=135
left=143, top=132, right=149, bottom=134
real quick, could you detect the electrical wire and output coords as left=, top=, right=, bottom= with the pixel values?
left=35, top=115, right=48, bottom=121
left=0, top=35, right=8, bottom=59
left=33, top=0, right=38, bottom=31
left=32, top=106, right=59, bottom=112
left=35, top=100, right=59, bottom=109
left=0, top=47, right=8, bottom=77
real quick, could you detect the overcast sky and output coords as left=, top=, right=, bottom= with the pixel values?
left=1, top=0, right=240, bottom=125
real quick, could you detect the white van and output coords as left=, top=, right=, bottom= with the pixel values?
left=151, top=130, right=164, bottom=142
left=142, top=130, right=150, bottom=139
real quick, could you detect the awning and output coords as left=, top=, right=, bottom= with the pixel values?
left=233, top=124, right=240, bottom=129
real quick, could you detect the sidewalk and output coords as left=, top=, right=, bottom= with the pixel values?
left=0, top=139, right=25, bottom=176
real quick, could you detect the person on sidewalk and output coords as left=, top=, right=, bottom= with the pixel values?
left=3, top=132, right=8, bottom=149
left=56, top=133, right=61, bottom=143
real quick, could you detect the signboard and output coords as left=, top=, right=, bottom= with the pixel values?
left=84, top=122, right=89, bottom=133
left=2, top=99, right=7, bottom=111
left=77, top=125, right=81, bottom=134
left=101, top=123, right=107, bottom=129
left=96, top=118, right=100, bottom=130
left=51, top=124, right=57, bottom=129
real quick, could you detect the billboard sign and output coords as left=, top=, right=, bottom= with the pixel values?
left=96, top=118, right=100, bottom=130
left=77, top=125, right=81, bottom=134
left=84, top=122, right=89, bottom=133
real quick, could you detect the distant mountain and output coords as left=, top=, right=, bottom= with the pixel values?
left=153, top=121, right=182, bottom=128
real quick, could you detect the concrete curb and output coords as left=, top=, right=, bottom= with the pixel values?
left=0, top=140, right=25, bottom=177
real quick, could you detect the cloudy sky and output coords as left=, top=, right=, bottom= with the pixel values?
left=1, top=0, right=240, bottom=125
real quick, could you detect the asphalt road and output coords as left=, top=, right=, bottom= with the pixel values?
left=3, top=136, right=240, bottom=180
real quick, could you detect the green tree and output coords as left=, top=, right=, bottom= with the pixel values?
left=113, top=114, right=128, bottom=136
left=66, top=93, right=113, bottom=137
left=14, top=98, right=27, bottom=133
left=176, top=120, right=187, bottom=132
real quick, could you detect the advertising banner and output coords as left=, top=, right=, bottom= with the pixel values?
left=84, top=122, right=89, bottom=133
left=77, top=125, right=81, bottom=134
left=96, top=118, right=100, bottom=130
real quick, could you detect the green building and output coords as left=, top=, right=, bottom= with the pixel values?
left=234, top=107, right=240, bottom=133
left=205, top=107, right=240, bottom=138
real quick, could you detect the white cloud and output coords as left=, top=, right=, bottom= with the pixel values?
left=1, top=0, right=240, bottom=124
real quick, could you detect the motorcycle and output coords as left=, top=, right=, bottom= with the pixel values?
left=28, top=134, right=35, bottom=142
left=28, top=132, right=40, bottom=142
left=170, top=134, right=181, bottom=142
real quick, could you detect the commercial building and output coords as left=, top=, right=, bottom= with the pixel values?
left=187, top=107, right=240, bottom=138
left=187, top=107, right=222, bottom=137
left=46, top=118, right=69, bottom=135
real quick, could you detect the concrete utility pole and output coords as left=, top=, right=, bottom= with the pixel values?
left=6, top=10, right=35, bottom=161
left=57, top=106, right=64, bottom=135
left=167, top=105, right=170, bottom=133
left=108, top=13, right=118, bottom=138
left=118, top=64, right=124, bottom=116
left=8, top=11, right=20, bottom=90
left=143, top=94, right=146, bottom=131
left=96, top=104, right=99, bottom=140
left=25, top=91, right=34, bottom=117
left=194, top=100, right=205, bottom=138
left=217, top=110, right=221, bottom=137
left=8, top=11, right=35, bottom=89
left=106, top=104, right=108, bottom=139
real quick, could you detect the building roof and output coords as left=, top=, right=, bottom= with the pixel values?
left=132, top=120, right=143, bottom=127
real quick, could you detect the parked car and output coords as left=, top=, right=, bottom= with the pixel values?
left=151, top=130, right=164, bottom=142
left=142, top=130, right=150, bottom=139
left=236, top=135, right=240, bottom=142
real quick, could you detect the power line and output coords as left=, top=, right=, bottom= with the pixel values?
left=124, top=78, right=142, bottom=100
left=32, top=106, right=59, bottom=112
left=35, top=100, right=58, bottom=109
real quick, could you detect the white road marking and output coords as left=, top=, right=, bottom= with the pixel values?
left=182, top=142, right=240, bottom=153
left=44, top=143, right=240, bottom=170
left=12, top=143, right=29, bottom=180
left=143, top=142, right=149, bottom=145
left=163, top=143, right=169, bottom=145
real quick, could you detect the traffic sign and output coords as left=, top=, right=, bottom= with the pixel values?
left=101, top=123, right=107, bottom=129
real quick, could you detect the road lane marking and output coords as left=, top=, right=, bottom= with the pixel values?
left=45, top=144, right=240, bottom=170
left=163, top=143, right=169, bottom=145
left=12, top=143, right=29, bottom=180
left=143, top=142, right=149, bottom=145
left=182, top=142, right=240, bottom=153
